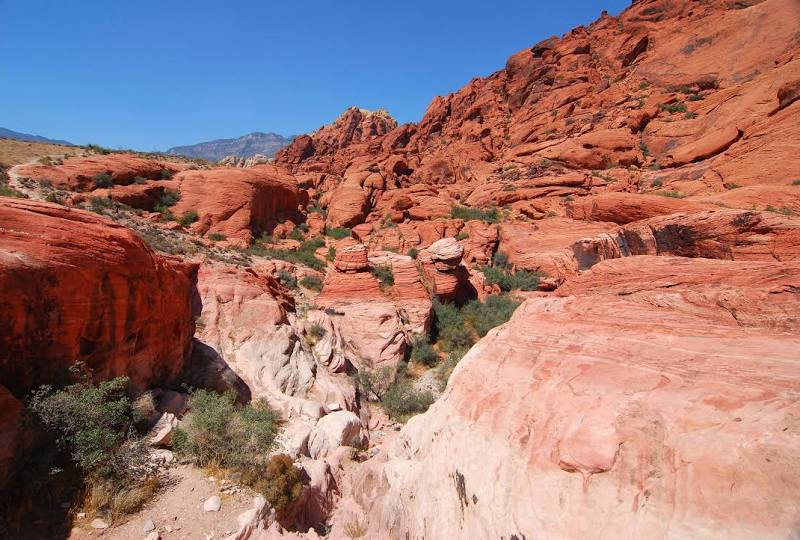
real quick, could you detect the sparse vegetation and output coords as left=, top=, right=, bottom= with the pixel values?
left=325, top=226, right=352, bottom=239
left=650, top=179, right=663, bottom=188
left=159, top=169, right=173, bottom=180
left=208, top=232, right=226, bottom=241
left=277, top=270, right=297, bottom=289
left=154, top=190, right=180, bottom=216
left=479, top=253, right=541, bottom=292
left=287, top=227, right=306, bottom=241
left=300, top=274, right=323, bottom=291
left=356, top=365, right=435, bottom=422
left=370, top=264, right=395, bottom=289
left=451, top=205, right=499, bottom=223
left=640, top=142, right=650, bottom=157
left=725, top=183, right=741, bottom=190
left=29, top=365, right=159, bottom=519
left=249, top=237, right=326, bottom=271
left=766, top=205, right=797, bottom=216
left=656, top=190, right=684, bottom=198
left=410, top=336, right=439, bottom=366
left=792, top=179, right=800, bottom=186
left=407, top=247, right=419, bottom=259
left=261, top=454, right=306, bottom=516
left=92, top=173, right=113, bottom=189
left=132, top=176, right=147, bottom=184
left=462, top=294, right=521, bottom=337
left=456, top=231, right=469, bottom=241
left=0, top=179, right=25, bottom=198
left=178, top=209, right=199, bottom=227
left=659, top=102, right=687, bottom=114
left=89, top=195, right=115, bottom=212
left=172, top=389, right=279, bottom=475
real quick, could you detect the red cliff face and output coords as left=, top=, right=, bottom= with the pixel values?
left=0, top=198, right=198, bottom=397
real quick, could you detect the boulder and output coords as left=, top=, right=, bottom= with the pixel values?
left=307, top=411, right=367, bottom=459
left=333, top=244, right=369, bottom=272
left=204, top=495, right=222, bottom=512
left=426, top=237, right=464, bottom=271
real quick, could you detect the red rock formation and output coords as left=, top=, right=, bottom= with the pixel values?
left=340, top=255, right=800, bottom=538
left=0, top=199, right=198, bottom=396
left=15, top=153, right=182, bottom=191
left=171, top=164, right=305, bottom=246
left=567, top=192, right=711, bottom=224
left=0, top=385, right=23, bottom=490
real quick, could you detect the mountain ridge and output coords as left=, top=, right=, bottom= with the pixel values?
left=0, top=127, right=73, bottom=146
left=166, top=131, right=293, bottom=161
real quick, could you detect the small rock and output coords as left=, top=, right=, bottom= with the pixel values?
left=143, top=519, right=155, bottom=532
left=90, top=518, right=109, bottom=529
left=145, top=532, right=160, bottom=540
left=203, top=495, right=221, bottom=512
left=166, top=525, right=173, bottom=532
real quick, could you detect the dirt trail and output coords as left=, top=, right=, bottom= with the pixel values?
left=68, top=465, right=256, bottom=540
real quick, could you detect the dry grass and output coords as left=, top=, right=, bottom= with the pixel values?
left=84, top=475, right=160, bottom=520
left=0, top=138, right=80, bottom=168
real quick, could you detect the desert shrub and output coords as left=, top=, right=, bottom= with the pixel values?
left=656, top=190, right=683, bottom=198
left=462, top=294, right=521, bottom=337
left=208, top=232, right=226, bottom=241
left=480, top=265, right=540, bottom=292
left=791, top=179, right=800, bottom=186
left=89, top=196, right=114, bottom=212
left=178, top=209, right=199, bottom=227
left=650, top=179, right=663, bottom=188
left=659, top=102, right=687, bottom=114
left=354, top=365, right=395, bottom=401
left=28, top=369, right=160, bottom=517
left=300, top=274, right=323, bottom=291
left=436, top=347, right=469, bottom=390
left=277, top=270, right=297, bottom=289
left=92, top=173, right=113, bottom=189
left=410, top=336, right=438, bottom=366
left=450, top=205, right=499, bottom=223
left=249, top=237, right=325, bottom=271
left=159, top=169, right=173, bottom=180
left=0, top=181, right=25, bottom=198
left=456, top=231, right=469, bottom=241
left=307, top=205, right=327, bottom=216
left=307, top=324, right=326, bottom=343
left=325, top=227, right=352, bottom=239
left=492, top=250, right=510, bottom=269
left=132, top=176, right=147, bottom=185
left=381, top=378, right=435, bottom=421
left=288, top=227, right=306, bottom=241
left=172, top=389, right=278, bottom=472
left=370, top=265, right=394, bottom=289
left=407, top=247, right=419, bottom=259
left=86, top=144, right=111, bottom=155
left=261, top=454, right=306, bottom=514
left=432, top=299, right=475, bottom=352
left=726, top=183, right=741, bottom=190
left=45, top=192, right=63, bottom=204
left=326, top=245, right=336, bottom=261
left=154, top=190, right=180, bottom=214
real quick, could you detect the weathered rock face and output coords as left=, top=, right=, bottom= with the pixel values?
left=0, top=386, right=23, bottom=490
left=172, top=164, right=305, bottom=246
left=15, top=153, right=183, bottom=191
left=0, top=199, right=198, bottom=396
left=573, top=210, right=800, bottom=270
left=567, top=192, right=711, bottom=224
left=343, top=256, right=800, bottom=539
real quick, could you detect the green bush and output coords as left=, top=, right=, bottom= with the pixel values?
left=277, top=270, right=297, bottom=289
left=325, top=227, right=352, bottom=239
left=86, top=144, right=111, bottom=155
left=370, top=265, right=394, bottom=289
left=326, top=246, right=337, bottom=261
left=480, top=265, right=540, bottom=292
left=432, top=299, right=475, bottom=352
left=249, top=237, right=325, bottom=271
left=492, top=251, right=510, bottom=269
left=450, top=205, right=499, bottom=223
left=436, top=348, right=469, bottom=390
left=89, top=196, right=114, bottom=213
left=172, top=390, right=278, bottom=472
left=462, top=294, right=521, bottom=337
left=650, top=179, right=663, bottom=188
left=456, top=231, right=469, bottom=241
left=407, top=247, right=419, bottom=259
left=178, top=209, right=199, bottom=227
left=0, top=181, right=25, bottom=198
left=410, top=336, right=439, bottom=366
left=92, top=173, right=113, bottom=189
left=300, top=274, right=323, bottom=291
left=154, top=190, right=180, bottom=213
left=261, top=454, right=306, bottom=515
left=381, top=376, right=435, bottom=422
left=354, top=366, right=394, bottom=402
left=659, top=102, right=687, bottom=114
left=307, top=323, right=326, bottom=343
left=288, top=227, right=306, bottom=241
left=208, top=232, right=227, bottom=241
left=159, top=169, right=174, bottom=180
left=132, top=176, right=147, bottom=185
left=791, top=179, right=800, bottom=186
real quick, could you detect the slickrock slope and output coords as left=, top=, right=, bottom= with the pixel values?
left=339, top=258, right=800, bottom=539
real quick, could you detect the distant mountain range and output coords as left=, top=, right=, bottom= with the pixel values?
left=166, top=132, right=293, bottom=161
left=0, top=127, right=73, bottom=146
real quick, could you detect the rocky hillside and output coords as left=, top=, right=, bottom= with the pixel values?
left=167, top=132, right=293, bottom=161
left=1, top=0, right=799, bottom=538
left=0, top=127, right=73, bottom=146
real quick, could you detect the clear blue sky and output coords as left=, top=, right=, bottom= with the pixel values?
left=0, top=0, right=628, bottom=151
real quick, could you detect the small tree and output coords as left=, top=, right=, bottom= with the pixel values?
left=92, top=173, right=113, bottom=189
left=261, top=454, right=306, bottom=515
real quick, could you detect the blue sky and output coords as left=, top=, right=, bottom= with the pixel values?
left=0, top=0, right=628, bottom=151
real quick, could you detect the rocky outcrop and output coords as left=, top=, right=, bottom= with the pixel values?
left=0, top=199, right=198, bottom=396
left=567, top=192, right=711, bottom=224
left=307, top=411, right=367, bottom=459
left=572, top=210, right=800, bottom=270
left=171, top=164, right=305, bottom=246
left=15, top=153, right=182, bottom=191
left=341, top=256, right=800, bottom=538
left=0, top=386, right=23, bottom=490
